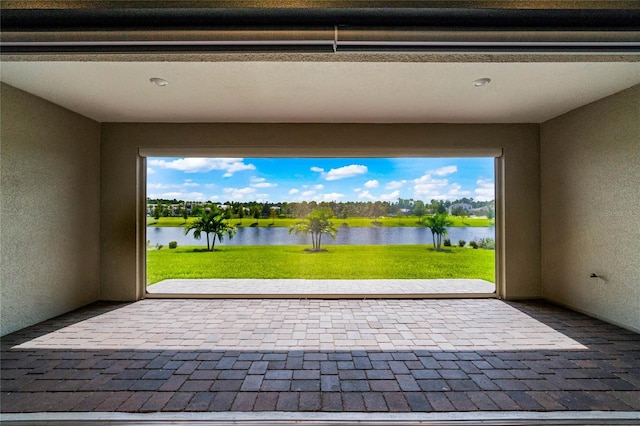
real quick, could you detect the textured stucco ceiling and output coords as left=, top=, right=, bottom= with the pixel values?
left=1, top=59, right=639, bottom=123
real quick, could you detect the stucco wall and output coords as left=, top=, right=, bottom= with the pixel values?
left=0, top=83, right=101, bottom=336
left=101, top=123, right=540, bottom=301
left=541, top=85, right=640, bottom=332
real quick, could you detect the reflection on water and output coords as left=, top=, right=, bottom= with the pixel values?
left=147, top=226, right=495, bottom=247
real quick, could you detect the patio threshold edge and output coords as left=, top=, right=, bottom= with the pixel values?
left=2, top=411, right=639, bottom=425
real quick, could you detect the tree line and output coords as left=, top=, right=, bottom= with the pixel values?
left=148, top=197, right=495, bottom=221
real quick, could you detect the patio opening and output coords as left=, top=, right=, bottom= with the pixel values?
left=144, top=157, right=498, bottom=298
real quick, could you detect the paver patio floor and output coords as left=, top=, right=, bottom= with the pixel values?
left=1, top=299, right=639, bottom=415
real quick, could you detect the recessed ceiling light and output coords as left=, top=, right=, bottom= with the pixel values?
left=149, top=77, right=169, bottom=87
left=473, top=78, right=491, bottom=87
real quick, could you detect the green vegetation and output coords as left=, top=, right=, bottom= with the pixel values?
left=148, top=215, right=494, bottom=228
left=424, top=212, right=454, bottom=251
left=473, top=237, right=495, bottom=250
left=289, top=208, right=338, bottom=251
left=184, top=210, right=237, bottom=251
left=147, top=244, right=495, bottom=285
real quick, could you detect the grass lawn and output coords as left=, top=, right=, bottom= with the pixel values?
left=147, top=215, right=494, bottom=228
left=147, top=244, right=495, bottom=285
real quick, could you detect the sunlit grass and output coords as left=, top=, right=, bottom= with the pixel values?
left=147, top=244, right=495, bottom=285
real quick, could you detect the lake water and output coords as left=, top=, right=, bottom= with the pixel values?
left=147, top=226, right=495, bottom=247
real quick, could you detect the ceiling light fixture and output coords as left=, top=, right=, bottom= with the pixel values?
left=149, top=77, right=169, bottom=87
left=473, top=78, right=491, bottom=87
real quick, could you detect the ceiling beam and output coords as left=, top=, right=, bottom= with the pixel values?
left=2, top=5, right=640, bottom=31
left=3, top=2, right=639, bottom=55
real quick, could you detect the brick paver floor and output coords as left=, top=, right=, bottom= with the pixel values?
left=1, top=299, right=639, bottom=413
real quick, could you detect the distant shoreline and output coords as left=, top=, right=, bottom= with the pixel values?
left=146, top=215, right=495, bottom=229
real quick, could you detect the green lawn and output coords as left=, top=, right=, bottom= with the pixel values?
left=147, top=215, right=494, bottom=228
left=146, top=244, right=495, bottom=285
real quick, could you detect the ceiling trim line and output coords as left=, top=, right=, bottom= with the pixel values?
left=3, top=29, right=640, bottom=54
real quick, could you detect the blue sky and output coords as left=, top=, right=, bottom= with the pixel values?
left=147, top=157, right=494, bottom=203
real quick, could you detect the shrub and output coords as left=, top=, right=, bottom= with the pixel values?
left=168, top=241, right=177, bottom=249
left=155, top=244, right=164, bottom=250
left=443, top=238, right=451, bottom=247
left=477, top=237, right=495, bottom=250
left=458, top=240, right=466, bottom=247
left=469, top=240, right=479, bottom=249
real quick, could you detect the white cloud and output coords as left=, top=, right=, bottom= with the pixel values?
left=445, top=183, right=471, bottom=198
left=312, top=164, right=368, bottom=181
left=297, top=192, right=346, bottom=202
left=353, top=188, right=362, bottom=193
left=323, top=192, right=344, bottom=201
left=412, top=170, right=469, bottom=201
left=380, top=190, right=400, bottom=201
left=324, top=164, right=368, bottom=181
left=147, top=167, right=155, bottom=175
left=148, top=158, right=255, bottom=176
left=148, top=191, right=206, bottom=201
left=223, top=187, right=256, bottom=200
left=147, top=183, right=172, bottom=190
left=148, top=182, right=203, bottom=193
left=364, top=179, right=379, bottom=188
left=475, top=179, right=495, bottom=201
left=413, top=173, right=448, bottom=197
left=319, top=192, right=345, bottom=201
left=313, top=184, right=324, bottom=190
left=288, top=188, right=299, bottom=195
left=250, top=177, right=276, bottom=188
left=385, top=180, right=406, bottom=189
left=252, top=182, right=277, bottom=188
left=430, top=165, right=458, bottom=176
left=358, top=190, right=376, bottom=200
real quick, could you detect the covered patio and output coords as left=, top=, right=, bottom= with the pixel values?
left=2, top=2, right=640, bottom=425
left=2, top=298, right=639, bottom=424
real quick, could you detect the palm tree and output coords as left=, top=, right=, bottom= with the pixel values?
left=424, top=212, right=452, bottom=251
left=289, top=207, right=338, bottom=251
left=185, top=210, right=237, bottom=251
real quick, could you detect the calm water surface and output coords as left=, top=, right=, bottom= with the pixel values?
left=147, top=226, right=495, bottom=247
